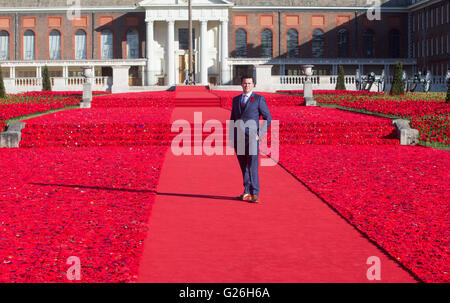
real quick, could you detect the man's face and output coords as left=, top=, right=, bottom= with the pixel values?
left=241, top=78, right=254, bottom=94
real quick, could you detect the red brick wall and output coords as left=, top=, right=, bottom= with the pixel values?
left=229, top=10, right=409, bottom=59
left=0, top=12, right=145, bottom=60
left=411, top=1, right=449, bottom=75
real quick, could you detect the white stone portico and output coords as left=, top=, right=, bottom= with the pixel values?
left=140, top=0, right=233, bottom=86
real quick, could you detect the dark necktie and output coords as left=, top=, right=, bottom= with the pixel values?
left=241, top=94, right=247, bottom=110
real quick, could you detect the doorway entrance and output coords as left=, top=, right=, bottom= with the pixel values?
left=179, top=53, right=196, bottom=84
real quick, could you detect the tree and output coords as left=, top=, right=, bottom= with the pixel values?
left=390, top=62, right=405, bottom=95
left=42, top=65, right=52, bottom=91
left=335, top=65, right=346, bottom=90
left=0, top=66, right=5, bottom=98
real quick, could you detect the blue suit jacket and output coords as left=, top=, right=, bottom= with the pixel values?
left=229, top=92, right=272, bottom=149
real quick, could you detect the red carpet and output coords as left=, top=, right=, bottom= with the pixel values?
left=174, top=86, right=220, bottom=107
left=136, top=107, right=416, bottom=282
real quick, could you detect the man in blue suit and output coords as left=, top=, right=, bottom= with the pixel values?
left=229, top=75, right=272, bottom=203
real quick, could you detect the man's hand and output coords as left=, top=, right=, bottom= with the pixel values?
left=256, top=135, right=259, bottom=141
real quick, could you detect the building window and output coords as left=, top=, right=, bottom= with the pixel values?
left=49, top=29, right=61, bottom=60
left=337, top=29, right=349, bottom=57
left=0, top=30, right=9, bottom=60
left=431, top=38, right=434, bottom=56
left=422, top=39, right=425, bottom=57
left=363, top=29, right=375, bottom=58
left=23, top=30, right=35, bottom=60
left=101, top=29, right=113, bottom=59
left=178, top=28, right=195, bottom=50
left=235, top=28, right=247, bottom=57
left=261, top=28, right=273, bottom=57
left=422, top=12, right=425, bottom=30
left=389, top=29, right=400, bottom=58
left=312, top=28, right=324, bottom=58
left=431, top=8, right=434, bottom=26
left=286, top=28, right=298, bottom=58
left=436, top=37, right=438, bottom=55
left=75, top=29, right=87, bottom=59
left=126, top=29, right=139, bottom=59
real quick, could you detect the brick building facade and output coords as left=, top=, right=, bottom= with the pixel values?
left=0, top=0, right=448, bottom=90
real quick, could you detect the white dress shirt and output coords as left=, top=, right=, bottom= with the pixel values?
left=241, top=91, right=253, bottom=106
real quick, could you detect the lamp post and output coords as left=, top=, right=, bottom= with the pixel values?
left=188, top=0, right=193, bottom=85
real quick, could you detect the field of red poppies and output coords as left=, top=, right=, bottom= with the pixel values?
left=0, top=92, right=81, bottom=132
left=1, top=90, right=448, bottom=283
left=269, top=106, right=399, bottom=145
left=280, top=90, right=449, bottom=146
left=0, top=92, right=175, bottom=282
left=92, top=91, right=175, bottom=108
left=211, top=90, right=305, bottom=109
left=0, top=146, right=168, bottom=282
left=260, top=144, right=449, bottom=283
left=19, top=108, right=174, bottom=148
left=218, top=89, right=448, bottom=282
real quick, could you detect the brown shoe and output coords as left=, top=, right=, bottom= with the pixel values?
left=237, top=193, right=252, bottom=201
left=251, top=195, right=260, bottom=203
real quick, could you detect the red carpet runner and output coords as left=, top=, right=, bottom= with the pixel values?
left=174, top=86, right=221, bottom=107
left=137, top=107, right=416, bottom=283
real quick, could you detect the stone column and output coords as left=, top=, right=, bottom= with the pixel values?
left=145, top=19, right=154, bottom=86
left=10, top=67, right=16, bottom=94
left=220, top=19, right=230, bottom=85
left=81, top=66, right=93, bottom=108
left=111, top=65, right=131, bottom=93
left=36, top=66, right=42, bottom=89
left=200, top=20, right=208, bottom=85
left=167, top=20, right=175, bottom=86
left=254, top=65, right=273, bottom=91
left=332, top=64, right=338, bottom=75
left=302, top=65, right=316, bottom=106
left=384, top=64, right=390, bottom=88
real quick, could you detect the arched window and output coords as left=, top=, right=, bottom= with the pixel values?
left=235, top=28, right=247, bottom=57
left=0, top=30, right=9, bottom=60
left=363, top=29, right=375, bottom=58
left=23, top=30, right=35, bottom=60
left=126, top=29, right=139, bottom=59
left=286, top=29, right=299, bottom=58
left=261, top=28, right=273, bottom=57
left=101, top=29, right=113, bottom=59
left=338, top=29, right=349, bottom=57
left=49, top=29, right=61, bottom=60
left=75, top=29, right=87, bottom=59
left=312, top=29, right=324, bottom=58
left=389, top=29, right=400, bottom=58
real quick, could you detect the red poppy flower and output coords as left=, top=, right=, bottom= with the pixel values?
left=250, top=97, right=255, bottom=102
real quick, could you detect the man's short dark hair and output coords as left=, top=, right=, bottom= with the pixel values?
left=240, top=75, right=254, bottom=83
